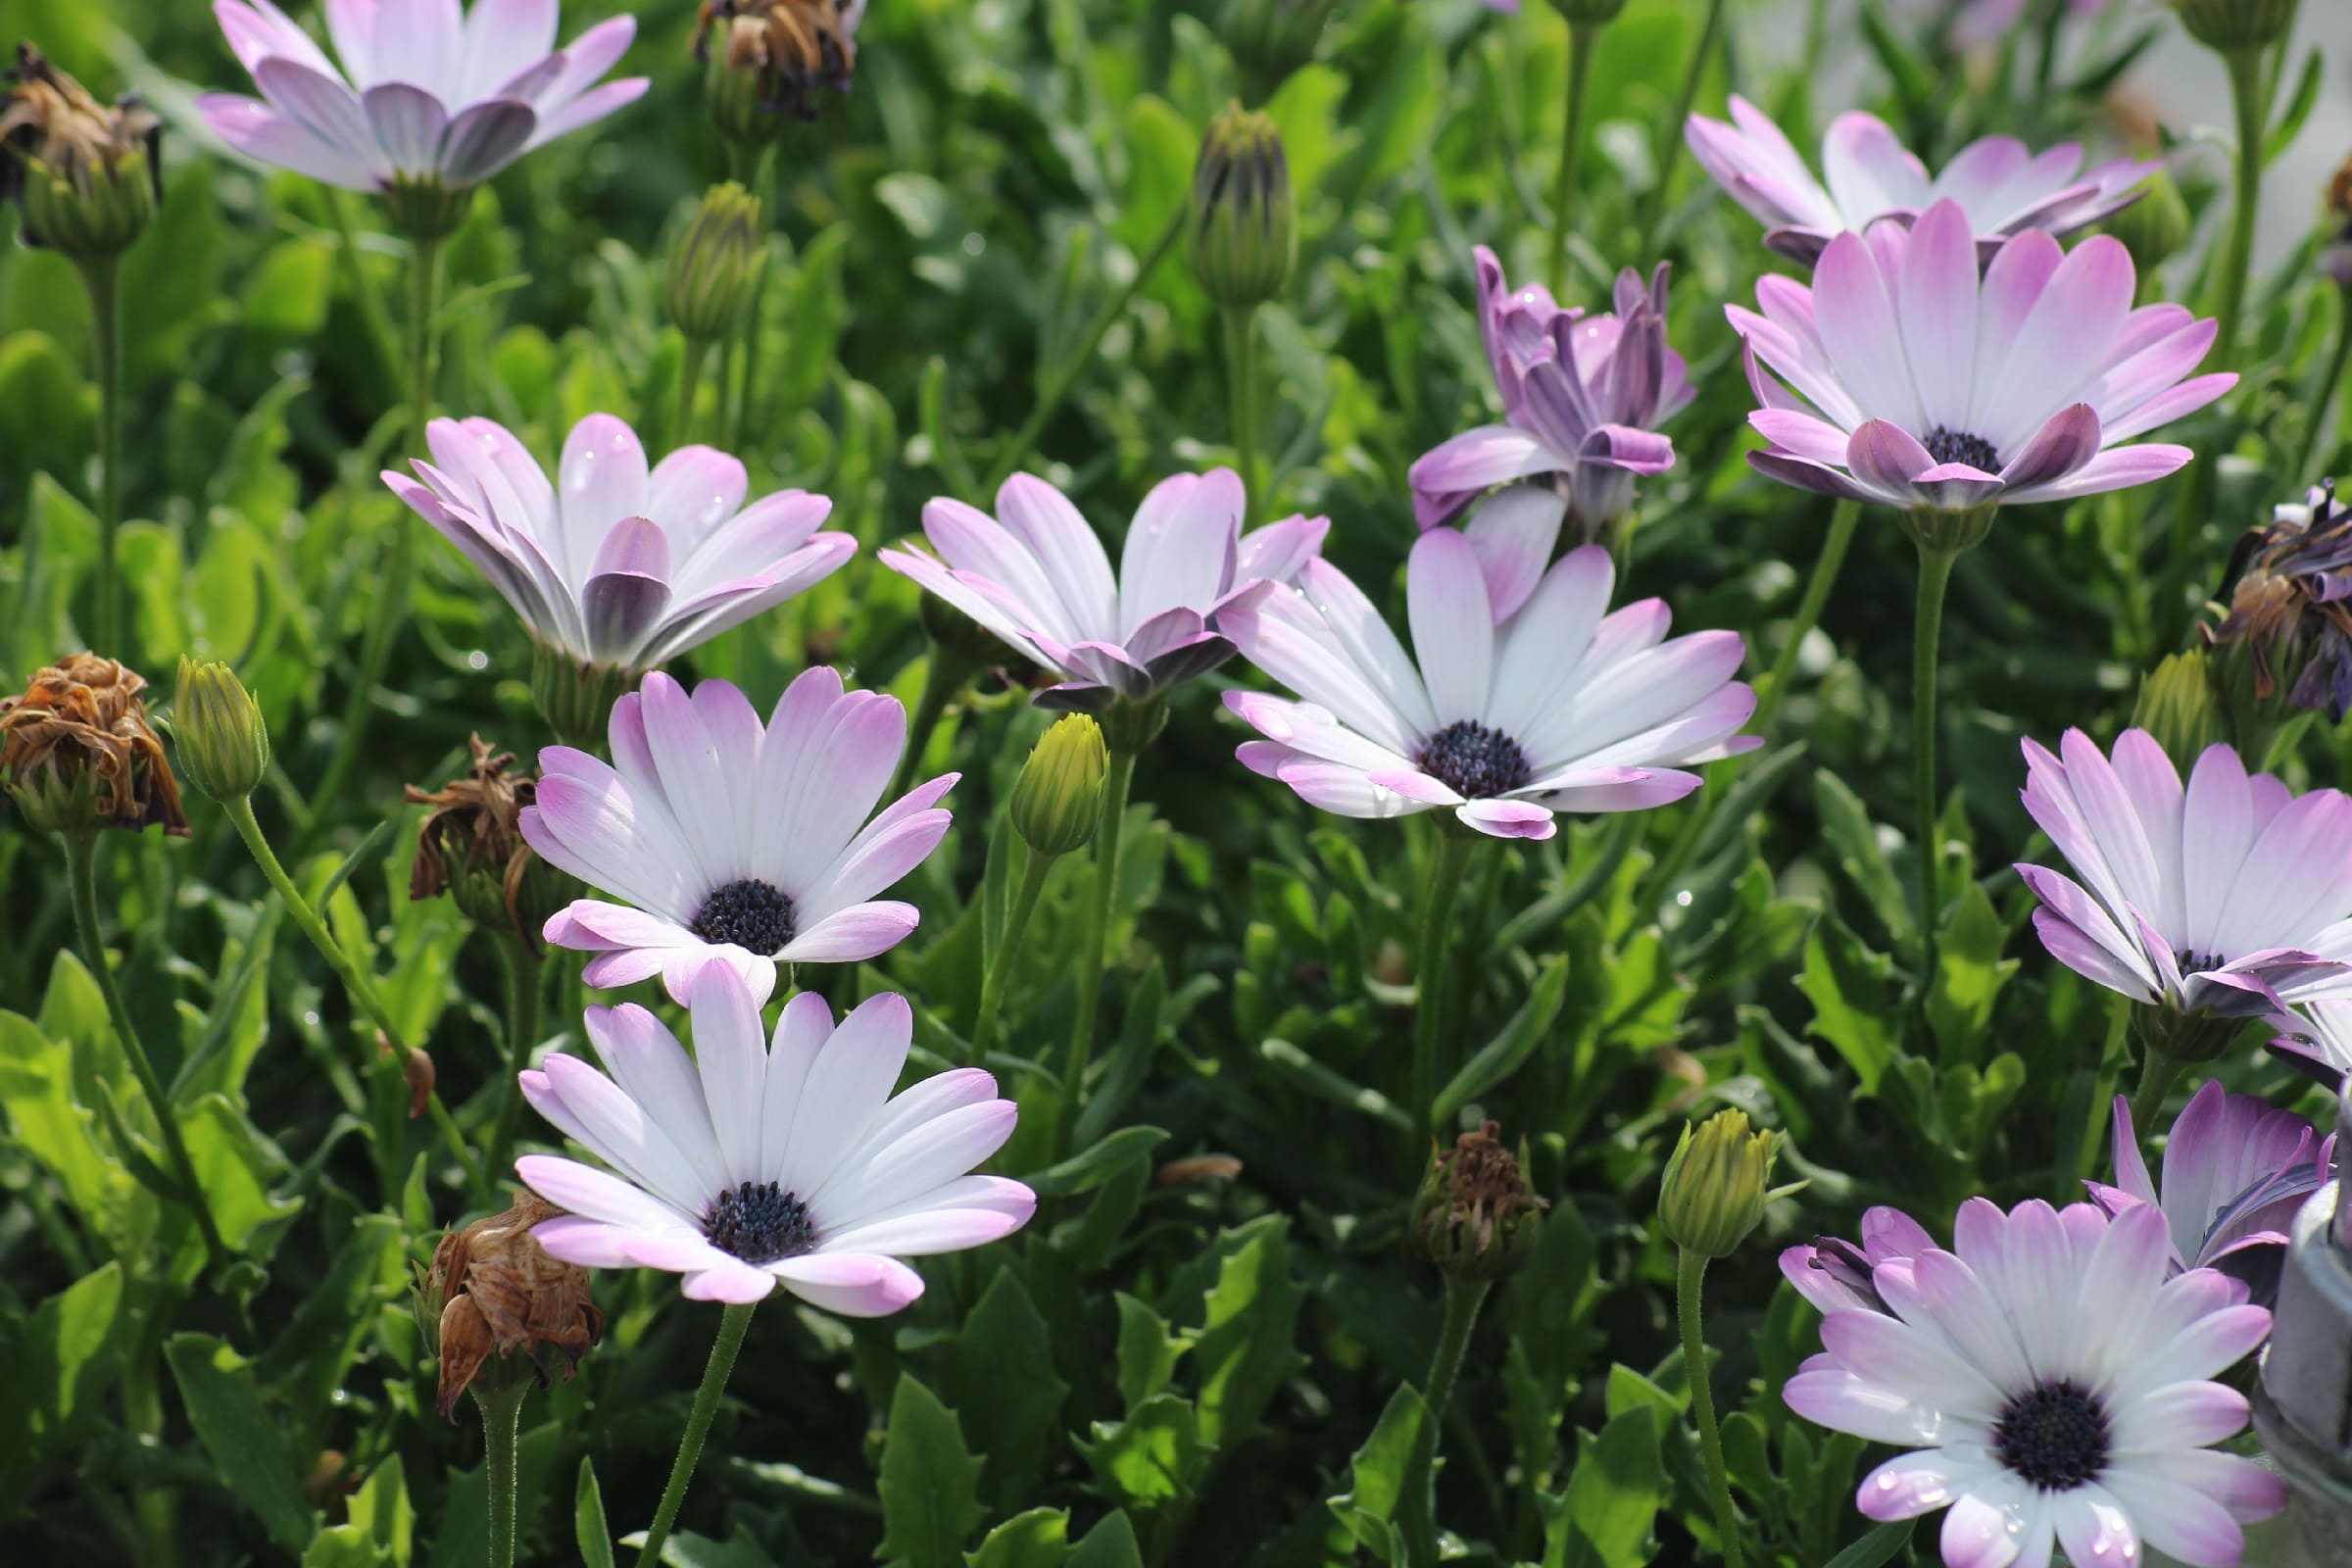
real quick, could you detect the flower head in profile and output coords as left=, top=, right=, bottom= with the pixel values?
left=1410, top=247, right=1691, bottom=535
left=1687, top=95, right=2153, bottom=267
left=519, top=669, right=956, bottom=1004
left=1735, top=201, right=2234, bottom=516
left=1, top=44, right=163, bottom=259
left=696, top=0, right=865, bottom=130
left=1225, top=505, right=1756, bottom=841
left=406, top=735, right=568, bottom=947
left=1, top=654, right=187, bottom=837
left=2089, top=1082, right=2334, bottom=1306
left=2206, top=481, right=2352, bottom=721
left=1788, top=1198, right=2286, bottom=1568
left=384, top=414, right=853, bottom=678
left=1780, top=1206, right=1934, bottom=1317
left=429, top=1191, right=603, bottom=1420
left=2015, top=728, right=2352, bottom=1019
left=2276, top=999, right=2352, bottom=1082
left=879, top=470, right=1326, bottom=712
left=518, top=970, right=1032, bottom=1310
left=200, top=0, right=647, bottom=232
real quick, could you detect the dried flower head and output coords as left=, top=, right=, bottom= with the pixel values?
left=2207, top=482, right=2352, bottom=720
left=696, top=0, right=864, bottom=140
left=406, top=736, right=561, bottom=948
left=0, top=654, right=187, bottom=837
left=1414, top=1121, right=1546, bottom=1279
left=430, top=1193, right=604, bottom=1421
left=1, top=44, right=161, bottom=259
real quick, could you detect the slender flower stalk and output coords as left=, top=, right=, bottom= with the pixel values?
left=1058, top=739, right=1141, bottom=1158
left=973, top=852, right=1053, bottom=1066
left=84, top=256, right=123, bottom=652
left=476, top=1380, right=526, bottom=1568
left=1677, top=1250, right=1743, bottom=1568
left=1224, top=306, right=1262, bottom=527
left=636, top=1300, right=753, bottom=1568
left=488, top=930, right=544, bottom=1182
left=1910, top=538, right=1960, bottom=953
left=1411, top=830, right=1478, bottom=1144
left=1546, top=23, right=1600, bottom=293
left=675, top=337, right=712, bottom=446
left=2209, top=44, right=2268, bottom=377
left=1642, top=0, right=1728, bottom=252
left=981, top=715, right=1105, bottom=1064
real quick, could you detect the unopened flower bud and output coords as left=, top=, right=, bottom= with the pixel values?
left=1188, top=104, right=1296, bottom=310
left=1010, top=714, right=1107, bottom=858
left=1412, top=1121, right=1546, bottom=1281
left=173, top=658, right=270, bottom=805
left=1, top=653, right=187, bottom=837
left=2102, top=170, right=2189, bottom=276
left=668, top=182, right=765, bottom=345
left=696, top=0, right=860, bottom=151
left=1658, top=1109, right=1780, bottom=1259
left=1549, top=0, right=1631, bottom=24
left=429, top=1194, right=604, bottom=1421
left=2130, top=651, right=2227, bottom=772
left=1, top=45, right=161, bottom=263
left=406, top=736, right=568, bottom=950
left=1223, top=0, right=1339, bottom=106
left=2168, top=0, right=2295, bottom=56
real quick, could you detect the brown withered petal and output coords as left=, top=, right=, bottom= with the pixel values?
left=1152, top=1154, right=1244, bottom=1189
left=696, top=0, right=858, bottom=120
left=0, top=652, right=188, bottom=835
left=405, top=734, right=541, bottom=942
left=1428, top=1120, right=1544, bottom=1258
left=431, top=1193, right=603, bottom=1422
left=1, top=45, right=161, bottom=206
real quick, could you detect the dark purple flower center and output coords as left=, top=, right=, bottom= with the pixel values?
left=1417, top=719, right=1532, bottom=800
left=1994, top=1381, right=2109, bottom=1492
left=691, top=877, right=796, bottom=955
left=703, top=1180, right=817, bottom=1265
left=2178, top=950, right=2225, bottom=973
left=1923, top=426, right=2001, bottom=472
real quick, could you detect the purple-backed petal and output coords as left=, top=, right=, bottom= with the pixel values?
left=1746, top=448, right=1880, bottom=504
left=1998, top=403, right=2102, bottom=490
left=1578, top=423, right=1675, bottom=475
left=1455, top=799, right=1556, bottom=839
left=1845, top=419, right=1935, bottom=496
left=437, top=97, right=535, bottom=183
left=1137, top=633, right=1238, bottom=692
left=2009, top=443, right=2195, bottom=505
left=1408, top=425, right=1560, bottom=527
left=200, top=93, right=380, bottom=188
left=1033, top=682, right=1115, bottom=712
left=1462, top=485, right=1566, bottom=621
left=1235, top=514, right=1329, bottom=585
left=361, top=80, right=452, bottom=178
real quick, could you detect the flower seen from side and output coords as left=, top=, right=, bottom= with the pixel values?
left=1225, top=507, right=1756, bottom=842
left=517, top=968, right=1032, bottom=1310
left=1, top=653, right=188, bottom=837
left=1780, top=1205, right=1934, bottom=1317
left=1409, top=246, right=1691, bottom=534
left=518, top=668, right=956, bottom=1004
left=1, top=44, right=163, bottom=260
left=1733, top=200, right=2231, bottom=515
left=1786, top=1198, right=2286, bottom=1568
left=879, top=469, right=1327, bottom=712
left=2206, top=481, right=2352, bottom=722
left=1687, top=95, right=2153, bottom=267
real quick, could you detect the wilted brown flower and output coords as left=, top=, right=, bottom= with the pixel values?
left=696, top=0, right=859, bottom=131
left=1413, top=1121, right=1546, bottom=1280
left=2206, top=482, right=2352, bottom=720
left=430, top=1194, right=604, bottom=1422
left=1, top=44, right=161, bottom=258
left=0, top=653, right=187, bottom=836
left=405, top=736, right=555, bottom=948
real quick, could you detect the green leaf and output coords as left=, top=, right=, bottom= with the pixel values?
left=1065, top=1511, right=1145, bottom=1568
left=576, top=1457, right=615, bottom=1568
left=2265, top=48, right=2323, bottom=165
left=303, top=1455, right=414, bottom=1567
left=1185, top=1217, right=1306, bottom=1452
left=1326, top=1382, right=1428, bottom=1563
left=1113, top=1293, right=1189, bottom=1412
left=1256, top=1038, right=1409, bottom=1130
left=965, top=1508, right=1070, bottom=1568
left=1548, top=1405, right=1664, bottom=1568
left=877, top=1373, right=987, bottom=1568
left=1813, top=771, right=1913, bottom=947
left=0, top=1261, right=125, bottom=1517
left=1823, top=1519, right=1917, bottom=1568
left=0, top=1009, right=134, bottom=1249
left=1076, top=1394, right=1203, bottom=1519
left=1796, top=916, right=1902, bottom=1094
left=936, top=1270, right=1070, bottom=1509
left=165, top=1333, right=318, bottom=1552
left=1926, top=882, right=2019, bottom=1066
left=1026, top=1124, right=1167, bottom=1198
left=1431, top=954, right=1570, bottom=1125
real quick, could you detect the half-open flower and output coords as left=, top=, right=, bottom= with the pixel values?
left=1780, top=1205, right=1934, bottom=1317
left=1733, top=200, right=2232, bottom=514
left=519, top=669, right=956, bottom=1004
left=2089, top=1081, right=2335, bottom=1305
left=384, top=414, right=852, bottom=678
left=1409, top=246, right=1691, bottom=533
left=200, top=0, right=646, bottom=231
left=879, top=469, right=1326, bottom=712
left=1687, top=95, right=2155, bottom=267
left=1225, top=514, right=1756, bottom=842
left=2015, top=728, right=2352, bottom=1020
left=518, top=970, right=1032, bottom=1310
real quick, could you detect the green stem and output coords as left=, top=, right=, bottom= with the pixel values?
left=1547, top=23, right=1600, bottom=294
left=1910, top=544, right=1958, bottom=963
left=474, top=1380, right=527, bottom=1568
left=1410, top=832, right=1479, bottom=1146
left=634, top=1300, right=756, bottom=1568
left=2211, top=45, right=2269, bottom=378
left=677, top=337, right=713, bottom=448
left=1399, top=1273, right=1494, bottom=1568
left=1223, top=304, right=1263, bottom=527
left=2128, top=1049, right=2185, bottom=1161
left=984, top=207, right=1186, bottom=495
left=1642, top=0, right=1728, bottom=253
left=82, top=257, right=123, bottom=656
left=1057, top=748, right=1138, bottom=1160
left=221, top=797, right=480, bottom=1195
left=972, top=849, right=1055, bottom=1065
left=886, top=647, right=966, bottom=808
left=303, top=236, right=443, bottom=839
left=324, top=189, right=403, bottom=403
left=486, top=931, right=543, bottom=1185
left=2288, top=289, right=2352, bottom=488
left=63, top=833, right=229, bottom=1270
left=1678, top=1249, right=1744, bottom=1568
left=1488, top=812, right=1638, bottom=958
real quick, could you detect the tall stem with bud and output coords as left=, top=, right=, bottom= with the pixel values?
left=82, top=256, right=123, bottom=654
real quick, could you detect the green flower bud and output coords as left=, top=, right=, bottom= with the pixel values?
left=1658, top=1109, right=1781, bottom=1259
left=1010, top=714, right=1107, bottom=858
left=1188, top=104, right=1296, bottom=310
left=2131, top=649, right=2228, bottom=772
left=668, top=182, right=766, bottom=344
left=2168, top=0, right=2295, bottom=56
left=172, top=658, right=271, bottom=805
left=1549, top=0, right=1631, bottom=24
left=529, top=643, right=634, bottom=754
left=1222, top=0, right=1338, bottom=106
left=1411, top=1121, right=1546, bottom=1282
left=2101, top=171, right=2190, bottom=277
left=1, top=45, right=162, bottom=263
